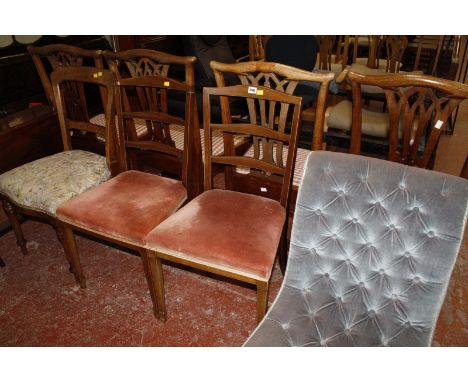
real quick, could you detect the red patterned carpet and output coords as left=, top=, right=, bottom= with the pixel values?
left=0, top=218, right=284, bottom=346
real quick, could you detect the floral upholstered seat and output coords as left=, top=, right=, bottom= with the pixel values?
left=0, top=150, right=110, bottom=216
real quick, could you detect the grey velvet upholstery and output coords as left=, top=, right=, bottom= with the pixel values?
left=245, top=151, right=468, bottom=346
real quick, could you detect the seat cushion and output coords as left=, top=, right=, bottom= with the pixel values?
left=145, top=189, right=286, bottom=280
left=0, top=150, right=110, bottom=216
left=57, top=170, right=187, bottom=246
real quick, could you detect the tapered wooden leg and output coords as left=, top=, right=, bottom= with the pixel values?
left=59, top=224, right=86, bottom=288
left=2, top=200, right=28, bottom=256
left=54, top=222, right=74, bottom=274
left=146, top=251, right=167, bottom=321
left=256, top=281, right=269, bottom=323
left=140, top=249, right=161, bottom=319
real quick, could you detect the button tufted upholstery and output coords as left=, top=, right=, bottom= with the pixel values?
left=244, top=151, right=468, bottom=346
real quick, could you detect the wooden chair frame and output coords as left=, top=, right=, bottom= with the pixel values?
left=346, top=70, right=468, bottom=167
left=145, top=83, right=303, bottom=323
left=0, top=66, right=119, bottom=285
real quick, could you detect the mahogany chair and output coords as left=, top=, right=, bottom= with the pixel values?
left=210, top=61, right=334, bottom=214
left=56, top=69, right=199, bottom=317
left=143, top=77, right=304, bottom=323
left=325, top=69, right=468, bottom=168
left=101, top=49, right=203, bottom=198
left=249, top=35, right=269, bottom=61
left=28, top=44, right=105, bottom=121
left=0, top=66, right=119, bottom=284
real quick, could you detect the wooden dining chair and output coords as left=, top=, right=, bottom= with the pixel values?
left=56, top=68, right=199, bottom=318
left=325, top=69, right=468, bottom=168
left=143, top=78, right=304, bottom=323
left=0, top=66, right=119, bottom=284
left=316, top=35, right=350, bottom=74
left=101, top=49, right=203, bottom=198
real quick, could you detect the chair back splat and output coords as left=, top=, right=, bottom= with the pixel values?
left=103, top=49, right=202, bottom=198
left=347, top=70, right=468, bottom=168
left=245, top=151, right=468, bottom=346
left=28, top=44, right=105, bottom=121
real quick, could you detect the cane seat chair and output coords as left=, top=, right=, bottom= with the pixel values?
left=325, top=70, right=468, bottom=168
left=56, top=68, right=199, bottom=317
left=245, top=151, right=468, bottom=346
left=210, top=61, right=334, bottom=197
left=144, top=78, right=304, bottom=323
left=0, top=66, right=119, bottom=284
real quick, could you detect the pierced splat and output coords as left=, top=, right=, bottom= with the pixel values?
left=346, top=70, right=468, bottom=169
left=237, top=72, right=299, bottom=170
left=385, top=86, right=461, bottom=167
left=125, top=58, right=170, bottom=78
left=47, top=52, right=83, bottom=69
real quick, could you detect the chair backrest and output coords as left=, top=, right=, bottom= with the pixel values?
left=409, top=36, right=445, bottom=75
left=28, top=44, right=105, bottom=120
left=346, top=69, right=468, bottom=168
left=204, top=62, right=306, bottom=209
left=385, top=36, right=408, bottom=73
left=316, top=35, right=350, bottom=71
left=50, top=66, right=120, bottom=177
left=245, top=151, right=468, bottom=346
left=211, top=61, right=334, bottom=153
left=249, top=35, right=269, bottom=61
left=103, top=49, right=202, bottom=198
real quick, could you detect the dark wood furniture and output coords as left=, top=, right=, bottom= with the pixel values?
left=56, top=67, right=199, bottom=318
left=144, top=64, right=304, bottom=323
left=345, top=70, right=468, bottom=168
left=103, top=49, right=203, bottom=198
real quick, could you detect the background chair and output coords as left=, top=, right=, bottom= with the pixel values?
left=245, top=150, right=468, bottom=346
left=325, top=70, right=468, bottom=167
left=210, top=60, right=334, bottom=215
left=144, top=68, right=304, bottom=323
left=56, top=66, right=200, bottom=317
left=0, top=66, right=119, bottom=285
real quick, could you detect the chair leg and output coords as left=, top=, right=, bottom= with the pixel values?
left=140, top=249, right=162, bottom=320
left=256, top=281, right=269, bottom=323
left=58, top=224, right=86, bottom=288
left=145, top=251, right=167, bottom=321
left=2, top=199, right=28, bottom=256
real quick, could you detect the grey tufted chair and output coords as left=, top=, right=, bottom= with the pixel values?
left=244, top=151, right=468, bottom=346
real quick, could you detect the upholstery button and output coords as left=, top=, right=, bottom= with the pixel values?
left=375, top=201, right=381, bottom=207
left=399, top=184, right=406, bottom=190
left=336, top=296, right=342, bottom=303
left=365, top=242, right=372, bottom=248
left=427, top=230, right=434, bottom=238
left=281, top=322, right=290, bottom=330
left=359, top=282, right=365, bottom=288
left=338, top=190, right=344, bottom=196
left=404, top=251, right=411, bottom=258
left=379, top=268, right=385, bottom=275
left=413, top=207, right=419, bottom=212
left=344, top=328, right=351, bottom=336
left=320, top=339, right=327, bottom=346
left=389, top=224, right=395, bottom=230
left=331, top=233, right=337, bottom=239
left=315, top=209, right=322, bottom=216
left=382, top=338, right=388, bottom=346
left=391, top=294, right=398, bottom=301
left=404, top=321, right=411, bottom=327
left=352, top=218, right=358, bottom=224
left=345, top=258, right=351, bottom=265
left=368, top=309, right=375, bottom=318
left=413, top=276, right=420, bottom=284
left=324, top=272, right=330, bottom=279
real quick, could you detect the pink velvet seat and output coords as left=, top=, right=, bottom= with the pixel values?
left=57, top=171, right=187, bottom=246
left=145, top=189, right=285, bottom=280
